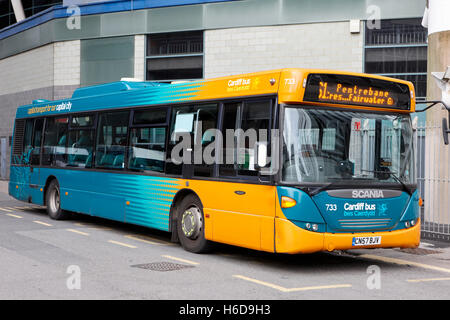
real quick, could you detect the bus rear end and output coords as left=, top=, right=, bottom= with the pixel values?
left=274, top=70, right=420, bottom=253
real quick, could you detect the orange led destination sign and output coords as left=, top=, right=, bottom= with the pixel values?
left=303, top=74, right=411, bottom=110
left=318, top=82, right=395, bottom=107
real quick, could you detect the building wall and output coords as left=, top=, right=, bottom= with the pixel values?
left=204, top=21, right=363, bottom=78
left=134, top=35, right=146, bottom=81
left=0, top=40, right=81, bottom=179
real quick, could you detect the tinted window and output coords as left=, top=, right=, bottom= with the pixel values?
left=30, top=118, right=44, bottom=165
left=96, top=112, right=129, bottom=169
left=129, top=127, right=166, bottom=172
left=219, top=100, right=272, bottom=177
left=71, top=114, right=94, bottom=127
left=68, top=129, right=95, bottom=168
left=133, top=109, right=167, bottom=125
left=167, top=104, right=217, bottom=177
left=42, top=117, right=69, bottom=166
left=23, top=119, right=34, bottom=157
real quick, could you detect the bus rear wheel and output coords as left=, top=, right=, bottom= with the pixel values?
left=46, top=180, right=70, bottom=220
left=176, top=194, right=212, bottom=253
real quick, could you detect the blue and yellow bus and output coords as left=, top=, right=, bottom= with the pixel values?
left=9, top=68, right=421, bottom=253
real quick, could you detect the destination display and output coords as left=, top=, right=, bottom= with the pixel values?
left=303, top=73, right=412, bottom=110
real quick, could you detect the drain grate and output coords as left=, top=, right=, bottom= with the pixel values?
left=131, top=262, right=194, bottom=272
left=396, top=248, right=442, bottom=255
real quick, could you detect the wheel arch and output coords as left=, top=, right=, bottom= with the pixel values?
left=43, top=175, right=58, bottom=205
left=169, top=188, right=203, bottom=242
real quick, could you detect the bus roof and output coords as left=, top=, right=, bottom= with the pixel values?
left=16, top=68, right=416, bottom=118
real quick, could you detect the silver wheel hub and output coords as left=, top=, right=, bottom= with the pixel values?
left=181, top=206, right=202, bottom=239
left=50, top=188, right=60, bottom=213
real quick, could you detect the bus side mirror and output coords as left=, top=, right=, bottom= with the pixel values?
left=443, top=117, right=450, bottom=145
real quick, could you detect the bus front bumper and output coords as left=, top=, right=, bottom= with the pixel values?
left=275, top=218, right=421, bottom=254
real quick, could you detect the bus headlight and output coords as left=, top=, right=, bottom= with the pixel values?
left=305, top=223, right=319, bottom=232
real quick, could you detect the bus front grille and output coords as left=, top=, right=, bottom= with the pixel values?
left=337, top=218, right=392, bottom=230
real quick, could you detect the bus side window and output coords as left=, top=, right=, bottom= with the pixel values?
left=42, top=117, right=68, bottom=166
left=95, top=111, right=129, bottom=170
left=66, top=114, right=95, bottom=168
left=128, top=127, right=166, bottom=173
left=68, top=129, right=95, bottom=168
left=30, top=118, right=44, bottom=166
left=23, top=119, right=34, bottom=161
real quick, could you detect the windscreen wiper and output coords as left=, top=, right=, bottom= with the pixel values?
left=361, top=169, right=412, bottom=195
left=309, top=181, right=340, bottom=196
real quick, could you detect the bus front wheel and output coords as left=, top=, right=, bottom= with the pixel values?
left=46, top=180, right=70, bottom=220
left=176, top=194, right=212, bottom=253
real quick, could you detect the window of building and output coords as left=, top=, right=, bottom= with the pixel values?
left=0, top=0, right=62, bottom=30
left=146, top=31, right=203, bottom=81
left=364, top=18, right=428, bottom=99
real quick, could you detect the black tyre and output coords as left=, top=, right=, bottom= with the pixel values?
left=45, top=180, right=70, bottom=220
left=176, top=194, right=212, bottom=253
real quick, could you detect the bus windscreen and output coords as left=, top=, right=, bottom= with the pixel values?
left=303, top=73, right=412, bottom=110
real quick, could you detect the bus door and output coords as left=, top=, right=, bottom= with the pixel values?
left=168, top=104, right=218, bottom=178
left=211, top=100, right=276, bottom=251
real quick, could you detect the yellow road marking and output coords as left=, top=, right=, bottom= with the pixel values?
left=33, top=220, right=52, bottom=227
left=66, top=229, right=89, bottom=236
left=0, top=207, right=14, bottom=212
left=162, top=255, right=199, bottom=266
left=108, top=240, right=137, bottom=248
left=5, top=207, right=18, bottom=211
left=74, top=222, right=111, bottom=230
left=233, top=275, right=352, bottom=292
left=125, top=235, right=161, bottom=245
left=359, top=254, right=450, bottom=274
left=6, top=213, right=23, bottom=219
left=407, top=277, right=450, bottom=283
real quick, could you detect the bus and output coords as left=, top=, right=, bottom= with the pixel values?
left=9, top=68, right=421, bottom=254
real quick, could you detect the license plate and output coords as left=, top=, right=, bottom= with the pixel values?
left=352, top=236, right=381, bottom=246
